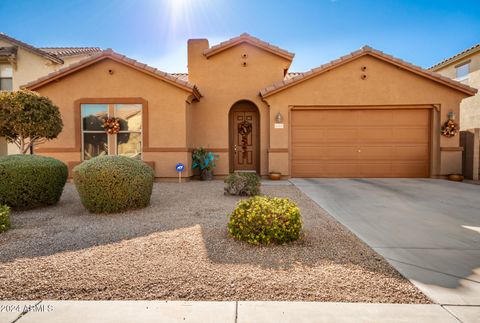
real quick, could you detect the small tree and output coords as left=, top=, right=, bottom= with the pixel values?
left=0, top=90, right=63, bottom=154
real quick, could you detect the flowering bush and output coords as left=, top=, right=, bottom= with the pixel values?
left=228, top=196, right=302, bottom=245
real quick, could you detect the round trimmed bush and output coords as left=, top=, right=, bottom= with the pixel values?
left=0, top=155, right=67, bottom=209
left=228, top=196, right=302, bottom=245
left=73, top=156, right=155, bottom=213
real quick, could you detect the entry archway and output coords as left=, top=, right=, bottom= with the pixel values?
left=229, top=100, right=260, bottom=173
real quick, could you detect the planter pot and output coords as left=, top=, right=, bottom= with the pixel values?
left=200, top=170, right=214, bottom=181
left=269, top=172, right=281, bottom=180
left=448, top=174, right=464, bottom=182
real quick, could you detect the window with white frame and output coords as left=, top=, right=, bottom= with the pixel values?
left=455, top=61, right=470, bottom=81
left=81, top=103, right=142, bottom=160
left=0, top=64, right=13, bottom=91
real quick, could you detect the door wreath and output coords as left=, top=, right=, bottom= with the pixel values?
left=238, top=120, right=252, bottom=159
left=441, top=119, right=458, bottom=138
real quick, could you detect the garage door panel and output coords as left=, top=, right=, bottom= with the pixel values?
left=392, top=162, right=429, bottom=177
left=326, top=146, right=360, bottom=159
left=291, top=162, right=328, bottom=177
left=326, top=163, right=359, bottom=177
left=393, top=109, right=429, bottom=125
left=291, top=128, right=326, bottom=144
left=292, top=110, right=357, bottom=126
left=357, top=128, right=394, bottom=142
left=291, top=108, right=430, bottom=178
left=357, top=110, right=394, bottom=125
left=324, top=128, right=358, bottom=142
left=357, top=146, right=394, bottom=160
left=358, top=163, right=393, bottom=177
left=292, top=146, right=327, bottom=160
left=393, top=146, right=429, bottom=160
left=393, top=128, right=429, bottom=143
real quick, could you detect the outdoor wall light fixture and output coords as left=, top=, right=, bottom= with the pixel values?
left=447, top=111, right=456, bottom=120
left=275, top=112, right=283, bottom=123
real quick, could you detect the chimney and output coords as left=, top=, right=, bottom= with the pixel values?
left=187, top=39, right=209, bottom=83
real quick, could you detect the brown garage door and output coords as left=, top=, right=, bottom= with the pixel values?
left=291, top=108, right=430, bottom=178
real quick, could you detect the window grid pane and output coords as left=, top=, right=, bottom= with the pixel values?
left=81, top=103, right=143, bottom=160
left=456, top=63, right=469, bottom=79
left=0, top=78, right=13, bottom=91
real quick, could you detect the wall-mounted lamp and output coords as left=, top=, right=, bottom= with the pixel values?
left=275, top=112, right=283, bottom=123
left=447, top=111, right=456, bottom=120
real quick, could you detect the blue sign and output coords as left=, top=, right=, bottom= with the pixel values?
left=176, top=163, right=185, bottom=173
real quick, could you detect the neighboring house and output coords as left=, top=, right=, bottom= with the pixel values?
left=23, top=33, right=477, bottom=179
left=429, top=44, right=480, bottom=130
left=0, top=32, right=101, bottom=155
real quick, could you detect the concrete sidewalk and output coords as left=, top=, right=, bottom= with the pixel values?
left=1, top=301, right=479, bottom=323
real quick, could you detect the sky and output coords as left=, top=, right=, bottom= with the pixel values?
left=1, top=0, right=479, bottom=73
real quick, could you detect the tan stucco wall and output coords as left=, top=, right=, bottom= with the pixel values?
left=32, top=58, right=194, bottom=178
left=188, top=40, right=290, bottom=175
left=0, top=39, right=93, bottom=155
left=433, top=51, right=480, bottom=130
left=264, top=54, right=469, bottom=177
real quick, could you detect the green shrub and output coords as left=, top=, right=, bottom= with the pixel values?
left=0, top=155, right=67, bottom=209
left=73, top=156, right=155, bottom=213
left=224, top=172, right=261, bottom=196
left=228, top=196, right=302, bottom=245
left=0, top=205, right=10, bottom=233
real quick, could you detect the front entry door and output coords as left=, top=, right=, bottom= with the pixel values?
left=230, top=102, right=259, bottom=172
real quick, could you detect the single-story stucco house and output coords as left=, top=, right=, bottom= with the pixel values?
left=23, top=33, right=477, bottom=179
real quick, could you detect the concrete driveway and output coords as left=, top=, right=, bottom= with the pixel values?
left=291, top=178, right=480, bottom=306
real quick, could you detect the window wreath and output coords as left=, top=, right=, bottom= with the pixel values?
left=441, top=119, right=458, bottom=138
left=238, top=120, right=252, bottom=158
left=103, top=117, right=121, bottom=134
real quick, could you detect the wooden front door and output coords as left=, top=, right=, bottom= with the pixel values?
left=230, top=102, right=259, bottom=172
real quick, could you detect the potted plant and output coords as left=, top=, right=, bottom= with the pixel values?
left=192, top=147, right=219, bottom=180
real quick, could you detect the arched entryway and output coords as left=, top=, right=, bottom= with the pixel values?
left=229, top=100, right=260, bottom=173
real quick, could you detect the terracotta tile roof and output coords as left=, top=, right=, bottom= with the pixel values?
left=429, top=44, right=480, bottom=71
left=40, top=47, right=102, bottom=57
left=167, top=72, right=301, bottom=83
left=170, top=73, right=189, bottom=82
left=23, top=49, right=202, bottom=100
left=0, top=46, right=17, bottom=57
left=203, top=33, right=294, bottom=61
left=285, top=72, right=302, bottom=80
left=0, top=32, right=64, bottom=64
left=260, top=46, right=478, bottom=98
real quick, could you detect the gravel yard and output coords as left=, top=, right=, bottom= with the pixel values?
left=0, top=181, right=429, bottom=303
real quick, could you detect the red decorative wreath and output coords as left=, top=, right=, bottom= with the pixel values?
left=103, top=117, right=120, bottom=134
left=441, top=119, right=458, bottom=138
